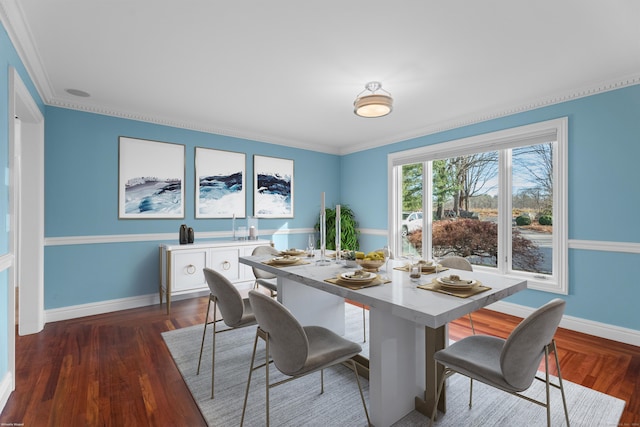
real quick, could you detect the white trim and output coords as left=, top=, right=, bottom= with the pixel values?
left=488, top=301, right=640, bottom=348
left=568, top=239, right=640, bottom=254
left=0, top=371, right=14, bottom=416
left=44, top=291, right=210, bottom=323
left=44, top=227, right=317, bottom=246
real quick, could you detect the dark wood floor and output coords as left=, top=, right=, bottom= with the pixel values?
left=1, top=297, right=638, bottom=426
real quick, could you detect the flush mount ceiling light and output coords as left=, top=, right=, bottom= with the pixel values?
left=353, top=81, right=393, bottom=118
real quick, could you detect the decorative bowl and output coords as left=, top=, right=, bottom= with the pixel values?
left=357, top=259, right=384, bottom=272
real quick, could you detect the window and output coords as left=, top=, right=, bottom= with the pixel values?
left=388, top=118, right=568, bottom=294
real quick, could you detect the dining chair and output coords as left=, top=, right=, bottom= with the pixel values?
left=240, top=290, right=370, bottom=427
left=438, top=256, right=476, bottom=334
left=429, top=298, right=569, bottom=427
left=197, top=267, right=257, bottom=399
left=251, top=245, right=280, bottom=297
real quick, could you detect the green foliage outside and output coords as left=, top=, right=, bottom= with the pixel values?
left=538, top=215, right=552, bottom=225
left=515, top=215, right=532, bottom=226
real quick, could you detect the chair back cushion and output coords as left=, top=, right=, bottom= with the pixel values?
left=251, top=245, right=280, bottom=280
left=438, top=256, right=473, bottom=271
left=501, top=298, right=566, bottom=390
left=248, top=290, right=308, bottom=375
left=203, top=268, right=245, bottom=327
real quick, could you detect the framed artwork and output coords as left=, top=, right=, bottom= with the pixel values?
left=118, top=136, right=185, bottom=219
left=253, top=155, right=294, bottom=218
left=195, top=147, right=246, bottom=218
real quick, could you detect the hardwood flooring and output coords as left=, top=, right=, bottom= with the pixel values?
left=1, top=297, right=638, bottom=426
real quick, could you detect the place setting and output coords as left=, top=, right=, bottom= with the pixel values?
left=417, top=273, right=491, bottom=298
left=394, top=259, right=448, bottom=275
left=262, top=254, right=311, bottom=267
left=324, top=269, right=391, bottom=290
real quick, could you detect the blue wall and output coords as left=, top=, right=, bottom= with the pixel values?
left=343, top=85, right=640, bottom=330
left=44, top=107, right=342, bottom=309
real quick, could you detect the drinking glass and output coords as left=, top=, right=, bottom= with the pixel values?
left=307, top=234, right=315, bottom=256
left=382, top=244, right=391, bottom=279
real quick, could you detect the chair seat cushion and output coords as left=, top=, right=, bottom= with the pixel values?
left=434, top=335, right=526, bottom=393
left=286, top=326, right=362, bottom=377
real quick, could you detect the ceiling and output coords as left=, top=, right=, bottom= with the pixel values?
left=2, top=1, right=640, bottom=155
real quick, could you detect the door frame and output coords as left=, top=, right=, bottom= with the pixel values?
left=8, top=67, right=45, bottom=340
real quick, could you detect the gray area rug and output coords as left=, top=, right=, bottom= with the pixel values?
left=162, top=304, right=625, bottom=426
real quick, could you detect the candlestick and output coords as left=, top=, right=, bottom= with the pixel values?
left=335, top=204, right=341, bottom=262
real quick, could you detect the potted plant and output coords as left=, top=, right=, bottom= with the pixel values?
left=315, top=205, right=360, bottom=251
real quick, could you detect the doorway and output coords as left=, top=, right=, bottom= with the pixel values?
left=9, top=67, right=45, bottom=339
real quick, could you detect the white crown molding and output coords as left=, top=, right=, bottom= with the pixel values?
left=0, top=0, right=53, bottom=102
left=3, top=0, right=639, bottom=156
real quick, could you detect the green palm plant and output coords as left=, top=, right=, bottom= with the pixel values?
left=314, top=205, right=360, bottom=251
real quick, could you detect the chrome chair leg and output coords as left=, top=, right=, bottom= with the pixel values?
left=210, top=298, right=218, bottom=399
left=196, top=295, right=212, bottom=375
left=349, top=359, right=371, bottom=426
left=240, top=330, right=261, bottom=427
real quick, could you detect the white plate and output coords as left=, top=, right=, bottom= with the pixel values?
left=271, top=256, right=300, bottom=265
left=280, top=249, right=306, bottom=256
left=436, top=277, right=477, bottom=289
left=340, top=271, right=376, bottom=282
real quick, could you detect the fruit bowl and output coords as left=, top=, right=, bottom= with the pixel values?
left=357, top=259, right=385, bottom=272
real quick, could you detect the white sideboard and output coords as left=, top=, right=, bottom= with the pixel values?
left=159, top=239, right=271, bottom=314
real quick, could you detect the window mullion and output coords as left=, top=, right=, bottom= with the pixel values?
left=498, top=149, right=512, bottom=274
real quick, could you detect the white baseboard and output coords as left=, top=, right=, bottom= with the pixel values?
left=488, top=301, right=640, bottom=347
left=0, top=371, right=14, bottom=418
left=44, top=290, right=209, bottom=323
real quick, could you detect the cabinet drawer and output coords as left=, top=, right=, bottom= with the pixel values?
left=171, top=250, right=207, bottom=292
left=209, top=248, right=241, bottom=282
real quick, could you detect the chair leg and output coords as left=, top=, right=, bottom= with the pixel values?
left=320, top=369, right=324, bottom=394
left=210, top=298, right=218, bottom=399
left=196, top=295, right=213, bottom=375
left=429, top=368, right=450, bottom=427
left=240, top=330, right=261, bottom=427
left=265, top=332, right=270, bottom=427
left=551, top=340, right=571, bottom=426
left=349, top=359, right=371, bottom=426
left=545, top=346, right=551, bottom=427
left=469, top=378, right=473, bottom=408
left=468, top=313, right=476, bottom=334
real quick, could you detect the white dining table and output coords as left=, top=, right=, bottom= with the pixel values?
left=239, top=254, right=527, bottom=427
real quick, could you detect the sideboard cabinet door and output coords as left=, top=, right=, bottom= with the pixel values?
left=171, top=249, right=208, bottom=292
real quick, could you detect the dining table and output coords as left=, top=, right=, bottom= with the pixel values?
left=239, top=253, right=527, bottom=426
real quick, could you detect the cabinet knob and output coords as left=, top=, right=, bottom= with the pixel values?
left=186, top=264, right=197, bottom=275
left=222, top=261, right=231, bottom=270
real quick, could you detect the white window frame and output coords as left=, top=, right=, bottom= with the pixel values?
left=388, top=117, right=568, bottom=294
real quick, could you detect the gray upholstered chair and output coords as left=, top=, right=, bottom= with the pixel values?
left=241, top=290, right=370, bottom=427
left=197, top=268, right=256, bottom=399
left=429, top=298, right=569, bottom=427
left=251, top=245, right=280, bottom=297
left=438, top=256, right=476, bottom=334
